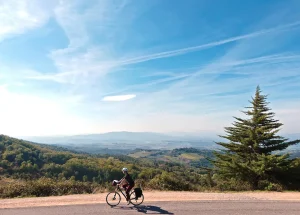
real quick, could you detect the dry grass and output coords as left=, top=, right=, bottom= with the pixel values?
left=179, top=153, right=204, bottom=161
left=128, top=151, right=154, bottom=158
left=0, top=177, right=16, bottom=186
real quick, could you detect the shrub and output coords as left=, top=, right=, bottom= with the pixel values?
left=214, top=178, right=252, bottom=191
left=258, top=180, right=284, bottom=192
left=147, top=172, right=190, bottom=191
left=0, top=177, right=103, bottom=198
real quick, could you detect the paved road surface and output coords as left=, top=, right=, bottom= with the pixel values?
left=1, top=201, right=300, bottom=215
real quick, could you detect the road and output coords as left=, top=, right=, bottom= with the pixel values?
left=1, top=201, right=300, bottom=215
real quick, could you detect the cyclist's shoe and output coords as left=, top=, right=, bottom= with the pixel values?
left=126, top=196, right=130, bottom=205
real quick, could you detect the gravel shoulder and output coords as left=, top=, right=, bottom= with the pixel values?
left=1, top=191, right=300, bottom=209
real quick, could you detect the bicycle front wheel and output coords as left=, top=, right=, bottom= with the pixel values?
left=129, top=191, right=144, bottom=206
left=106, top=192, right=121, bottom=207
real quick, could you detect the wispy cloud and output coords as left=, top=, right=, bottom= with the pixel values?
left=28, top=20, right=300, bottom=85
left=102, top=94, right=136, bottom=102
left=104, top=24, right=300, bottom=132
left=0, top=0, right=55, bottom=42
left=116, top=21, right=300, bottom=66
left=47, top=0, right=132, bottom=83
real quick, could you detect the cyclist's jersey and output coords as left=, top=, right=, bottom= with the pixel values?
left=125, top=174, right=134, bottom=186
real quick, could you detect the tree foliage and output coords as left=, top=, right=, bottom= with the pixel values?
left=211, top=86, right=300, bottom=189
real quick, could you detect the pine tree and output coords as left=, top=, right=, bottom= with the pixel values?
left=211, top=86, right=300, bottom=189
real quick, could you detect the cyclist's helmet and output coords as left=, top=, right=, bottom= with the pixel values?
left=122, top=167, right=128, bottom=172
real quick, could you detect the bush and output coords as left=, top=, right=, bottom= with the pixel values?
left=0, top=177, right=103, bottom=198
left=258, top=180, right=284, bottom=192
left=213, top=178, right=252, bottom=191
left=147, top=172, right=190, bottom=191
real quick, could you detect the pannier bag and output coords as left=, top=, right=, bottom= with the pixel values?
left=134, top=188, right=142, bottom=198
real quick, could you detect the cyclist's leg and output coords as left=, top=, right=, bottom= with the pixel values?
left=122, top=184, right=128, bottom=190
left=126, top=184, right=134, bottom=201
left=122, top=184, right=130, bottom=201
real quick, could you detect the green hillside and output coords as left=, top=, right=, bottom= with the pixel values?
left=128, top=147, right=214, bottom=168
left=0, top=135, right=212, bottom=198
left=179, top=153, right=203, bottom=160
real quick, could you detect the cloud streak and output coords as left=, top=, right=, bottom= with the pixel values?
left=26, top=20, right=300, bottom=85
left=0, top=0, right=55, bottom=42
left=102, top=94, right=136, bottom=102
left=116, top=21, right=300, bottom=66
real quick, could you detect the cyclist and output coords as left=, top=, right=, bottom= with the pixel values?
left=119, top=167, right=135, bottom=203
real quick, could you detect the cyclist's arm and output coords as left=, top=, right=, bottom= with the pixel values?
left=118, top=177, right=125, bottom=184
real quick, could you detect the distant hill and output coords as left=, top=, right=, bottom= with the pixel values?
left=16, top=131, right=300, bottom=154
left=17, top=131, right=217, bottom=150
left=18, top=132, right=172, bottom=143
left=128, top=147, right=214, bottom=168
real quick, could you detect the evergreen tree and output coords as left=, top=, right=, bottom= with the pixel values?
left=211, top=86, right=300, bottom=189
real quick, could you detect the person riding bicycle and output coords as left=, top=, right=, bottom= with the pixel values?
left=118, top=167, right=135, bottom=202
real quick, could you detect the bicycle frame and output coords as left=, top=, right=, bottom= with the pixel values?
left=115, top=184, right=131, bottom=199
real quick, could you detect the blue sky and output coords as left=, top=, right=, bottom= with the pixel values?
left=0, top=0, right=300, bottom=136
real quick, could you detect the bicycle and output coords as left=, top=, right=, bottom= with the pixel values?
left=106, top=184, right=144, bottom=207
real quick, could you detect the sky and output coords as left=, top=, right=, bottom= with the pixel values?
left=0, top=0, right=300, bottom=137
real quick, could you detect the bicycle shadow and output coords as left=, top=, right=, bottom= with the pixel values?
left=111, top=205, right=174, bottom=214
left=134, top=205, right=174, bottom=214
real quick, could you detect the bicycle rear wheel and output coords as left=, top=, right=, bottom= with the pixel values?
left=106, top=192, right=121, bottom=207
left=129, top=191, right=144, bottom=206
